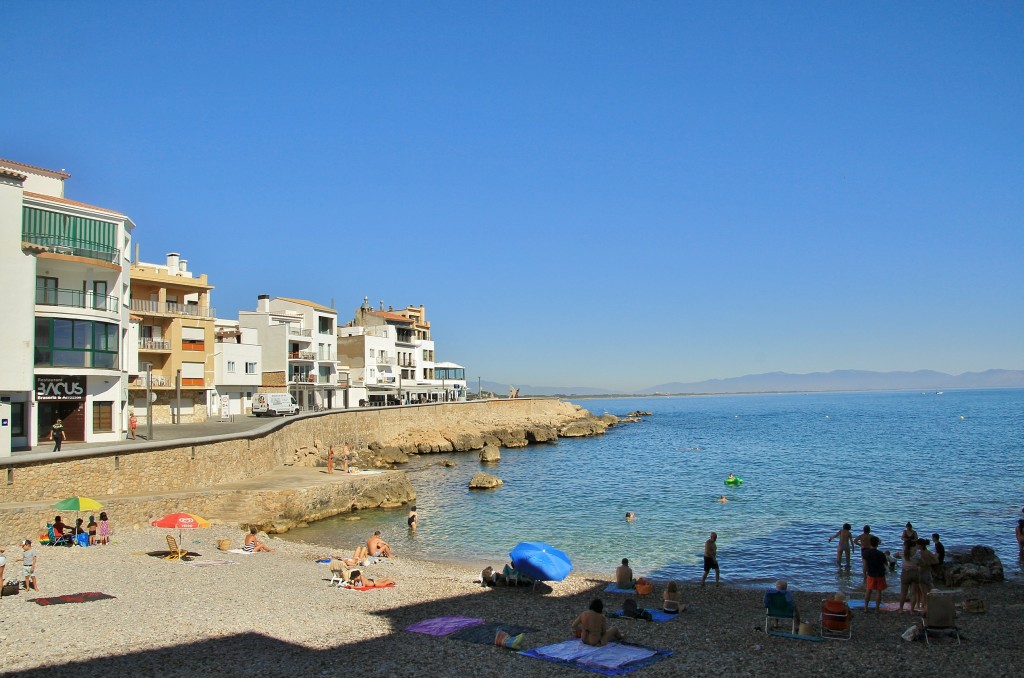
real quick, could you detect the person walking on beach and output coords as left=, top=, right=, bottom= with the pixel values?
left=326, top=446, right=335, bottom=474
left=829, top=523, right=854, bottom=568
left=342, top=442, right=351, bottom=474
left=863, top=536, right=888, bottom=612
left=19, top=540, right=38, bottom=592
left=701, top=532, right=720, bottom=587
left=50, top=419, right=65, bottom=452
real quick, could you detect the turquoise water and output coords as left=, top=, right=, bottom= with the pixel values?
left=283, top=389, right=1024, bottom=591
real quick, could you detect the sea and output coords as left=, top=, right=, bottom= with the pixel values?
left=280, top=388, right=1024, bottom=592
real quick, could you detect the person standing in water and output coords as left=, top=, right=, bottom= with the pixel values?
left=407, top=505, right=418, bottom=530
left=701, top=532, right=720, bottom=587
left=829, top=523, right=854, bottom=568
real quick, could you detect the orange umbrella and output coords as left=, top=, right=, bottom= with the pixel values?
left=150, top=512, right=211, bottom=547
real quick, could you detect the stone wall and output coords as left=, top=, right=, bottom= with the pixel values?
left=0, top=399, right=589, bottom=505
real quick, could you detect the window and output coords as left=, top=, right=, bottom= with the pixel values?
left=36, top=276, right=58, bottom=305
left=92, top=280, right=108, bottom=310
left=245, top=362, right=257, bottom=374
left=181, top=361, right=205, bottom=386
left=35, top=318, right=118, bottom=368
left=181, top=326, right=205, bottom=351
left=368, top=348, right=375, bottom=358
left=227, top=361, right=236, bottom=373
left=11, top=402, right=24, bottom=437
left=92, top=401, right=113, bottom=432
left=319, top=316, right=333, bottom=334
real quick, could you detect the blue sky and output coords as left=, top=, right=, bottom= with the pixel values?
left=5, top=2, right=1022, bottom=390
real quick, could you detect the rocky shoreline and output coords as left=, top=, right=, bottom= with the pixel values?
left=0, top=527, right=1020, bottom=677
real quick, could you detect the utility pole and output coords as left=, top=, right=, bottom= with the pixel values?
left=146, top=365, right=154, bottom=440
left=478, top=376, right=482, bottom=399
left=175, top=369, right=182, bottom=424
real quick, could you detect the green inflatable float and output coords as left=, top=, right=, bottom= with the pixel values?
left=724, top=476, right=744, bottom=486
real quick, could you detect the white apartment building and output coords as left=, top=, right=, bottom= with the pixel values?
left=212, top=319, right=262, bottom=417
left=0, top=157, right=134, bottom=452
left=338, top=298, right=466, bottom=406
left=239, top=296, right=346, bottom=411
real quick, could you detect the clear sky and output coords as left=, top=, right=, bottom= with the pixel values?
left=5, top=2, right=1022, bottom=390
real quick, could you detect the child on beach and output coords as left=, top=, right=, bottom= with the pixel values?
left=98, top=512, right=111, bottom=545
left=19, top=540, right=38, bottom=592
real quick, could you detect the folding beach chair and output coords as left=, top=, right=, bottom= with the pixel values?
left=820, top=598, right=852, bottom=640
left=165, top=535, right=189, bottom=561
left=765, top=591, right=797, bottom=633
left=924, top=593, right=961, bottom=645
left=329, top=564, right=350, bottom=587
left=48, top=524, right=71, bottom=547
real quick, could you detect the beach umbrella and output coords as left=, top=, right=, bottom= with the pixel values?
left=509, top=541, right=574, bottom=582
left=150, top=512, right=211, bottom=548
left=52, top=496, right=103, bottom=512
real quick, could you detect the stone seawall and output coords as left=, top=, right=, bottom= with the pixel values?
left=0, top=399, right=589, bottom=504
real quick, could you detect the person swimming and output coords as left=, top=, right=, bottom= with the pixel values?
left=625, top=512, right=637, bottom=522
left=718, top=495, right=728, bottom=503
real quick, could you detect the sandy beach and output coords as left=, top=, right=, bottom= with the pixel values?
left=0, top=526, right=1020, bottom=677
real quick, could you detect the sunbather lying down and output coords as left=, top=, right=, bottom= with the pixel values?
left=332, top=546, right=369, bottom=568
left=349, top=570, right=395, bottom=588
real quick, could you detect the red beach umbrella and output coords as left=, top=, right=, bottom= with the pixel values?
left=150, top=512, right=211, bottom=548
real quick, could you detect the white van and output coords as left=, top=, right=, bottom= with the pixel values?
left=252, top=393, right=299, bottom=417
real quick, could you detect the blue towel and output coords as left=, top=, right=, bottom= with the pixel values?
left=610, top=608, right=678, bottom=623
left=604, top=583, right=636, bottom=594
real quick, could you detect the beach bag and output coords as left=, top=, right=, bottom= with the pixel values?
left=635, top=578, right=654, bottom=596
left=1, top=581, right=19, bottom=597
left=964, top=598, right=986, bottom=614
left=495, top=630, right=525, bottom=649
left=901, top=624, right=923, bottom=642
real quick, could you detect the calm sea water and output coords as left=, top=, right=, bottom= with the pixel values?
left=282, top=389, right=1024, bottom=591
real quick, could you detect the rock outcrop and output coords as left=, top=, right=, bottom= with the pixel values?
left=469, top=472, right=503, bottom=489
left=479, top=444, right=501, bottom=463
left=941, top=545, right=1004, bottom=587
left=559, top=418, right=608, bottom=438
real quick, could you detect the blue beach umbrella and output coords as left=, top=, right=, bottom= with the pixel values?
left=509, top=541, right=574, bottom=582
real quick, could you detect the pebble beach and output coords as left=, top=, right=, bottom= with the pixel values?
left=0, top=527, right=1021, bottom=677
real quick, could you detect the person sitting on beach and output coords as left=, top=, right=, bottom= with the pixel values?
left=615, top=558, right=635, bottom=590
left=662, top=581, right=687, bottom=613
left=243, top=527, right=275, bottom=553
left=348, top=570, right=396, bottom=588
left=572, top=598, right=623, bottom=646
left=828, top=523, right=854, bottom=568
left=87, top=516, right=98, bottom=545
left=52, top=516, right=70, bottom=544
left=367, top=530, right=392, bottom=558
left=73, top=518, right=86, bottom=536
left=764, top=579, right=800, bottom=625
left=333, top=546, right=369, bottom=567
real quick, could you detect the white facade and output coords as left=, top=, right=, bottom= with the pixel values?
left=212, top=319, right=262, bottom=416
left=239, top=296, right=347, bottom=410
left=0, top=158, right=135, bottom=450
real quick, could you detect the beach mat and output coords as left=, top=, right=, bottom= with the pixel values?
left=146, top=550, right=201, bottom=560
left=768, top=631, right=824, bottom=642
left=604, top=583, right=636, bottom=594
left=344, top=582, right=396, bottom=591
left=847, top=600, right=901, bottom=612
left=187, top=560, right=237, bottom=567
left=405, top=616, right=485, bottom=636
left=520, top=639, right=671, bottom=676
left=449, top=622, right=537, bottom=645
left=226, top=549, right=254, bottom=555
left=29, top=592, right=116, bottom=606
left=610, top=608, right=679, bottom=623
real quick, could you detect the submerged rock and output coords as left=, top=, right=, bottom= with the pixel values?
left=479, top=444, right=501, bottom=463
left=942, top=545, right=1004, bottom=586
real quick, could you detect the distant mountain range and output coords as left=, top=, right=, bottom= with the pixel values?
left=481, top=369, right=1024, bottom=397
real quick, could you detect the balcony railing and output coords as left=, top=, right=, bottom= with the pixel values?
left=288, top=327, right=313, bottom=337
left=36, top=287, right=120, bottom=313
left=375, top=356, right=396, bottom=365
left=24, top=234, right=120, bottom=264
left=318, top=352, right=336, bottom=361
left=288, top=351, right=317, bottom=360
left=398, top=359, right=417, bottom=368
left=138, top=338, right=171, bottom=351
left=130, top=299, right=216, bottom=318
left=131, top=373, right=169, bottom=388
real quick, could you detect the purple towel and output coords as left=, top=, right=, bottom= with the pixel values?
left=405, top=616, right=486, bottom=636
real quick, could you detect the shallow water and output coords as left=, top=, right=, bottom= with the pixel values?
left=282, top=389, right=1024, bottom=591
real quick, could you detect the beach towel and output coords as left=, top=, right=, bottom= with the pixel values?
left=343, top=582, right=397, bottom=591
left=449, top=622, right=537, bottom=645
left=226, top=549, right=254, bottom=555
left=520, top=639, right=671, bottom=676
left=187, top=560, right=237, bottom=567
left=405, top=616, right=485, bottom=636
left=847, top=600, right=901, bottom=612
left=29, top=592, right=116, bottom=606
left=768, top=631, right=824, bottom=642
left=610, top=608, right=678, bottom=623
left=604, top=583, right=636, bottom=594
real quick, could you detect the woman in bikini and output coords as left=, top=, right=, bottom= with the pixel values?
left=349, top=570, right=396, bottom=588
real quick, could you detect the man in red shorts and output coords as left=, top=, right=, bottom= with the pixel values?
left=863, top=535, right=888, bottom=612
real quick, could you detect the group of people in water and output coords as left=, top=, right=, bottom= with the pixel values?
left=828, top=521, right=946, bottom=612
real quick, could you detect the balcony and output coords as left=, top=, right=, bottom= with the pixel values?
left=398, top=359, right=417, bottom=368
left=24, top=234, right=120, bottom=264
left=130, top=373, right=206, bottom=388
left=138, top=338, right=171, bottom=351
left=130, top=299, right=216, bottom=319
left=375, top=356, right=396, bottom=366
left=36, top=287, right=119, bottom=313
left=288, top=351, right=317, bottom=361
left=288, top=326, right=313, bottom=338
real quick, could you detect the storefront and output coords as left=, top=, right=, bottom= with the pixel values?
left=34, top=373, right=125, bottom=447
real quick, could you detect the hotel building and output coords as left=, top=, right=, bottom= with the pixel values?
left=0, top=158, right=134, bottom=452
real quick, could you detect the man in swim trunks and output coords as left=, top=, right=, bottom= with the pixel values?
left=863, top=535, right=888, bottom=612
left=615, top=558, right=635, bottom=589
left=367, top=530, right=392, bottom=558
left=852, top=525, right=874, bottom=581
left=701, top=532, right=719, bottom=587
